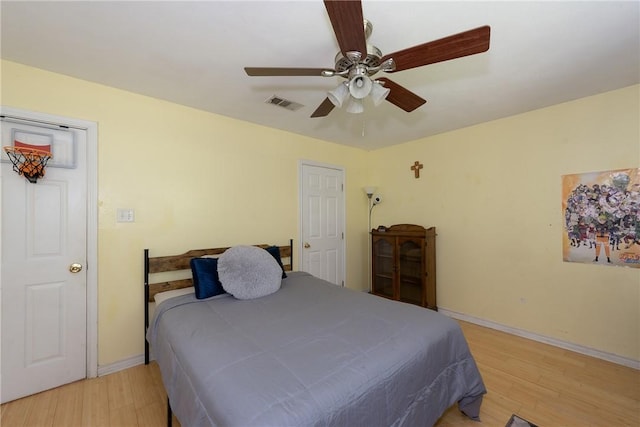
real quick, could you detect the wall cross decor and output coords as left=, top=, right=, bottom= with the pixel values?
left=411, top=161, right=423, bottom=178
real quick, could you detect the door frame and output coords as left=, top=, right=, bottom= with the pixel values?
left=1, top=106, right=98, bottom=379
left=298, top=159, right=346, bottom=286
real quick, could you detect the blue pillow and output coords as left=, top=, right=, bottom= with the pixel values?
left=190, top=257, right=225, bottom=299
left=265, top=246, right=287, bottom=278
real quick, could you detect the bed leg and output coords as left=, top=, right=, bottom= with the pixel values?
left=144, top=249, right=150, bottom=365
left=289, top=239, right=293, bottom=267
left=167, top=397, right=173, bottom=427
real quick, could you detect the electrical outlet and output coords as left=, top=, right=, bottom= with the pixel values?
left=116, top=208, right=135, bottom=223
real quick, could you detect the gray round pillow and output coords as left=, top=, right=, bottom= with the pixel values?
left=218, top=245, right=282, bottom=300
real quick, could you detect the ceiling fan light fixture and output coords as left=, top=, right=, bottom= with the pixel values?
left=328, top=82, right=350, bottom=107
left=345, top=97, right=364, bottom=114
left=348, top=75, right=373, bottom=99
left=370, top=81, right=390, bottom=106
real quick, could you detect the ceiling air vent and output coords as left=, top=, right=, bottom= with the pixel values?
left=265, top=95, right=303, bottom=112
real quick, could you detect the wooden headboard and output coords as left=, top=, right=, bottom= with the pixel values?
left=144, top=240, right=293, bottom=364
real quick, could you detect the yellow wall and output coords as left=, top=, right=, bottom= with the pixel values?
left=368, top=85, right=640, bottom=361
left=1, top=60, right=370, bottom=365
left=2, top=60, right=639, bottom=365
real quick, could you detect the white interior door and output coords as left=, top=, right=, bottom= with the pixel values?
left=1, top=117, right=87, bottom=403
left=300, top=162, right=345, bottom=286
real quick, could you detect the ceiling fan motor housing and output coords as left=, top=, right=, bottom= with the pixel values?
left=334, top=44, right=382, bottom=76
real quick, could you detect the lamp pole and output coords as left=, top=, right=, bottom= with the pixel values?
left=364, top=187, right=377, bottom=293
left=367, top=193, right=373, bottom=293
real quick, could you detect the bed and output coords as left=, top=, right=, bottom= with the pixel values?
left=144, top=241, right=486, bottom=427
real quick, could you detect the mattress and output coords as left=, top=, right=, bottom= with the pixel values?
left=153, top=286, right=194, bottom=306
left=147, top=271, right=486, bottom=427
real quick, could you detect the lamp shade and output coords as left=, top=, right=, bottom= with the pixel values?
left=345, top=97, right=364, bottom=114
left=370, top=82, right=391, bottom=106
left=348, top=75, right=373, bottom=99
left=363, top=186, right=377, bottom=197
left=328, top=82, right=349, bottom=108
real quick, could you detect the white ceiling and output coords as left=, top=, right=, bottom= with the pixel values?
left=1, top=1, right=638, bottom=150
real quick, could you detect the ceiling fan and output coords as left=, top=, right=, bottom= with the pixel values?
left=245, top=0, right=490, bottom=118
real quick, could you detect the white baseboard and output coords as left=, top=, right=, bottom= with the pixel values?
left=97, top=353, right=146, bottom=376
left=439, top=307, right=640, bottom=370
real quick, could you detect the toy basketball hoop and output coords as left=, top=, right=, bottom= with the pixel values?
left=4, top=145, right=53, bottom=183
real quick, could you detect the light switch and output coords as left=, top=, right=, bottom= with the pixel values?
left=117, top=208, right=135, bottom=223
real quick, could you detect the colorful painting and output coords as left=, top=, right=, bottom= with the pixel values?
left=562, top=168, right=640, bottom=268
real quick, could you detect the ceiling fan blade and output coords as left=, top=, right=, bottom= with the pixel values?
left=245, top=67, right=333, bottom=77
left=377, top=78, right=426, bottom=112
left=311, top=98, right=336, bottom=118
left=381, top=26, right=491, bottom=72
left=323, top=0, right=367, bottom=57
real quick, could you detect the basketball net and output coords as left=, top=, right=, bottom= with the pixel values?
left=4, top=146, right=53, bottom=183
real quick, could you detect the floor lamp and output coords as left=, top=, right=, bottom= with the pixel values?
left=364, top=186, right=381, bottom=293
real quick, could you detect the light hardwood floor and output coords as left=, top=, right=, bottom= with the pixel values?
left=436, top=322, right=639, bottom=426
left=2, top=320, right=638, bottom=426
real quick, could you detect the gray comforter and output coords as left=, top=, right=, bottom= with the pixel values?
left=147, top=272, right=486, bottom=427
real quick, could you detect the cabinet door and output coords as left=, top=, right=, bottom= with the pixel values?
left=372, top=236, right=395, bottom=299
left=397, top=237, right=425, bottom=306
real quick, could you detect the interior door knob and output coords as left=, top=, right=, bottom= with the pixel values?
left=69, top=263, right=83, bottom=273
left=304, top=242, right=311, bottom=248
